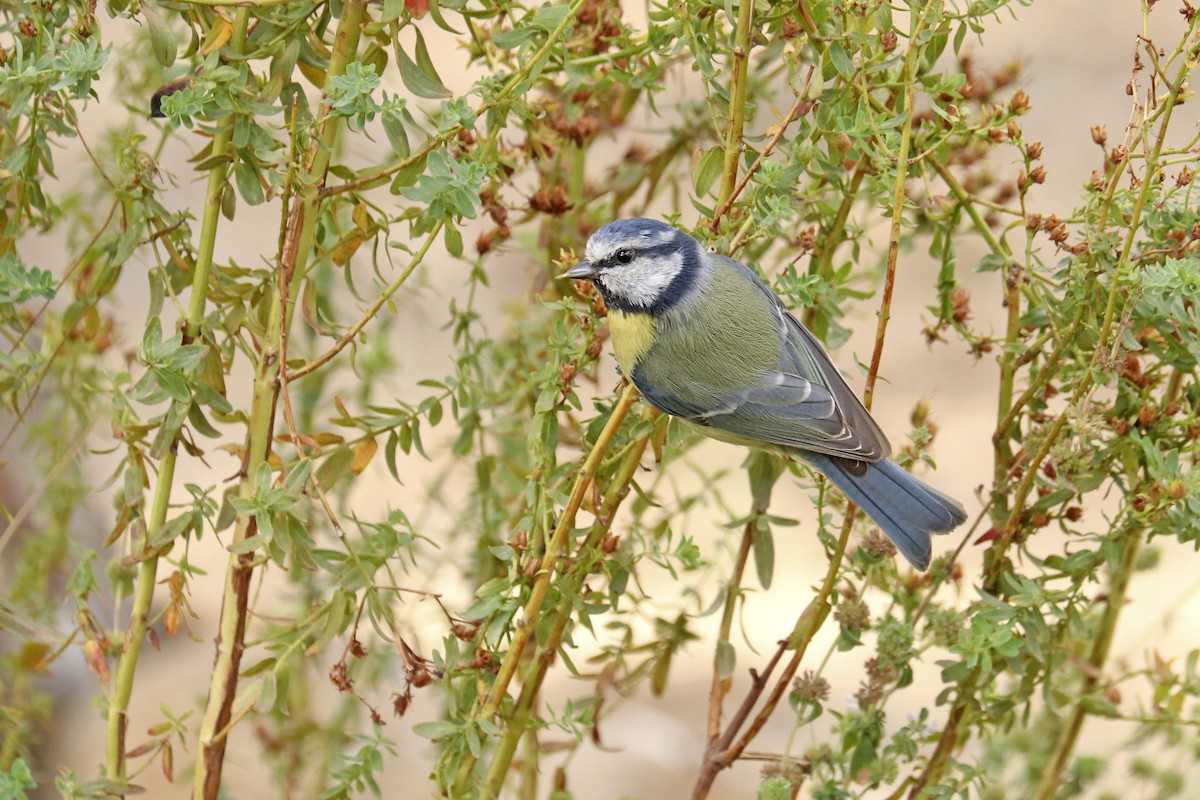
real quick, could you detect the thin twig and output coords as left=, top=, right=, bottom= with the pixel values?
left=284, top=223, right=443, bottom=382
left=709, top=89, right=813, bottom=231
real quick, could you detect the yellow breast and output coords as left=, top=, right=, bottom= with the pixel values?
left=606, top=309, right=657, bottom=375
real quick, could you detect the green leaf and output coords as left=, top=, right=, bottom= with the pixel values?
left=234, top=159, right=265, bottom=206
left=144, top=2, right=178, bottom=68
left=532, top=3, right=570, bottom=31
left=254, top=461, right=273, bottom=498
left=395, top=30, right=451, bottom=99
left=413, top=721, right=459, bottom=740
left=385, top=430, right=400, bottom=481
left=752, top=519, right=774, bottom=590
left=489, top=544, right=515, bottom=561
left=381, top=108, right=410, bottom=158
left=692, top=146, right=723, bottom=198
left=389, top=153, right=427, bottom=192
left=715, top=639, right=736, bottom=680
left=316, top=446, right=355, bottom=492
left=746, top=451, right=783, bottom=510
left=282, top=458, right=312, bottom=494
left=428, top=0, right=464, bottom=34
left=444, top=224, right=463, bottom=257
left=381, top=0, right=405, bottom=22
left=978, top=253, right=1009, bottom=272
left=493, top=27, right=537, bottom=49
left=829, top=42, right=854, bottom=80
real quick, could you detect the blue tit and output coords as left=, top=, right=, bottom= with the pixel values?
left=563, top=218, right=967, bottom=570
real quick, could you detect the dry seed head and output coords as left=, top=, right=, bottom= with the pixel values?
left=950, top=286, right=972, bottom=323
left=409, top=666, right=434, bottom=688
left=452, top=621, right=480, bottom=640
left=860, top=528, right=898, bottom=558
left=529, top=185, right=572, bottom=216
left=834, top=596, right=871, bottom=630
left=1137, top=404, right=1159, bottom=428
left=793, top=670, right=831, bottom=702
left=475, top=229, right=495, bottom=255
left=797, top=226, right=817, bottom=251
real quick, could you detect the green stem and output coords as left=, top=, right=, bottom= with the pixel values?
left=191, top=4, right=368, bottom=798
left=285, top=223, right=443, bottom=381
left=456, top=389, right=646, bottom=796
left=804, top=156, right=868, bottom=336
left=1033, top=526, right=1142, bottom=799
left=706, top=522, right=754, bottom=740
left=326, top=0, right=585, bottom=198
left=104, top=9, right=251, bottom=785
left=480, top=384, right=639, bottom=719
left=716, top=0, right=755, bottom=211
left=862, top=0, right=934, bottom=410
left=690, top=511, right=853, bottom=799
left=915, top=25, right=1199, bottom=794
left=1096, top=14, right=1198, bottom=357
left=992, top=313, right=1083, bottom=444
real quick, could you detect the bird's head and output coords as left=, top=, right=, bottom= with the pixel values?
left=562, top=218, right=705, bottom=313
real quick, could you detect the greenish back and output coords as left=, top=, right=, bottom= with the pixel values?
left=639, top=258, right=779, bottom=400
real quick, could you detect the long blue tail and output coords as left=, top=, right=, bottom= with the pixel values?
left=803, top=454, right=967, bottom=570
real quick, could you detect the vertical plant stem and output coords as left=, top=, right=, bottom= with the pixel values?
left=481, top=384, right=640, bottom=717
left=913, top=17, right=1199, bottom=796
left=706, top=523, right=754, bottom=740
left=104, top=10, right=251, bottom=785
left=992, top=259, right=1022, bottom=520
left=191, top=4, right=368, bottom=798
left=862, top=0, right=933, bottom=410
left=518, top=728, right=540, bottom=800
left=1032, top=526, right=1141, bottom=799
left=1095, top=19, right=1196, bottom=355
left=452, top=386, right=642, bottom=796
left=480, top=427, right=654, bottom=793
left=716, top=0, right=755, bottom=211
left=690, top=512, right=854, bottom=800
left=803, top=156, right=868, bottom=336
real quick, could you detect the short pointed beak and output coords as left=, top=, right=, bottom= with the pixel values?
left=562, top=260, right=597, bottom=279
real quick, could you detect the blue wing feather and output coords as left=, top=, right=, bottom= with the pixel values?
left=628, top=253, right=965, bottom=569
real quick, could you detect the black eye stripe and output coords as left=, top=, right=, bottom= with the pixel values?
left=601, top=241, right=682, bottom=269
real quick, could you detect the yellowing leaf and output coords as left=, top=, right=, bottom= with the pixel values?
left=351, top=438, right=379, bottom=474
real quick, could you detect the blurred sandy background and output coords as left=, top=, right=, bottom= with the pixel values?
left=15, top=1, right=1200, bottom=798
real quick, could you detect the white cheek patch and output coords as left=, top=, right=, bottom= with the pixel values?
left=599, top=252, right=683, bottom=308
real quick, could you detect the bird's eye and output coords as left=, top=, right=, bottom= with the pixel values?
left=615, top=248, right=634, bottom=264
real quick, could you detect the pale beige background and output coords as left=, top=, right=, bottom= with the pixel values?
left=18, top=1, right=1200, bottom=798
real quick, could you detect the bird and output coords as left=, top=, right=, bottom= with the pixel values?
left=562, top=218, right=967, bottom=570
